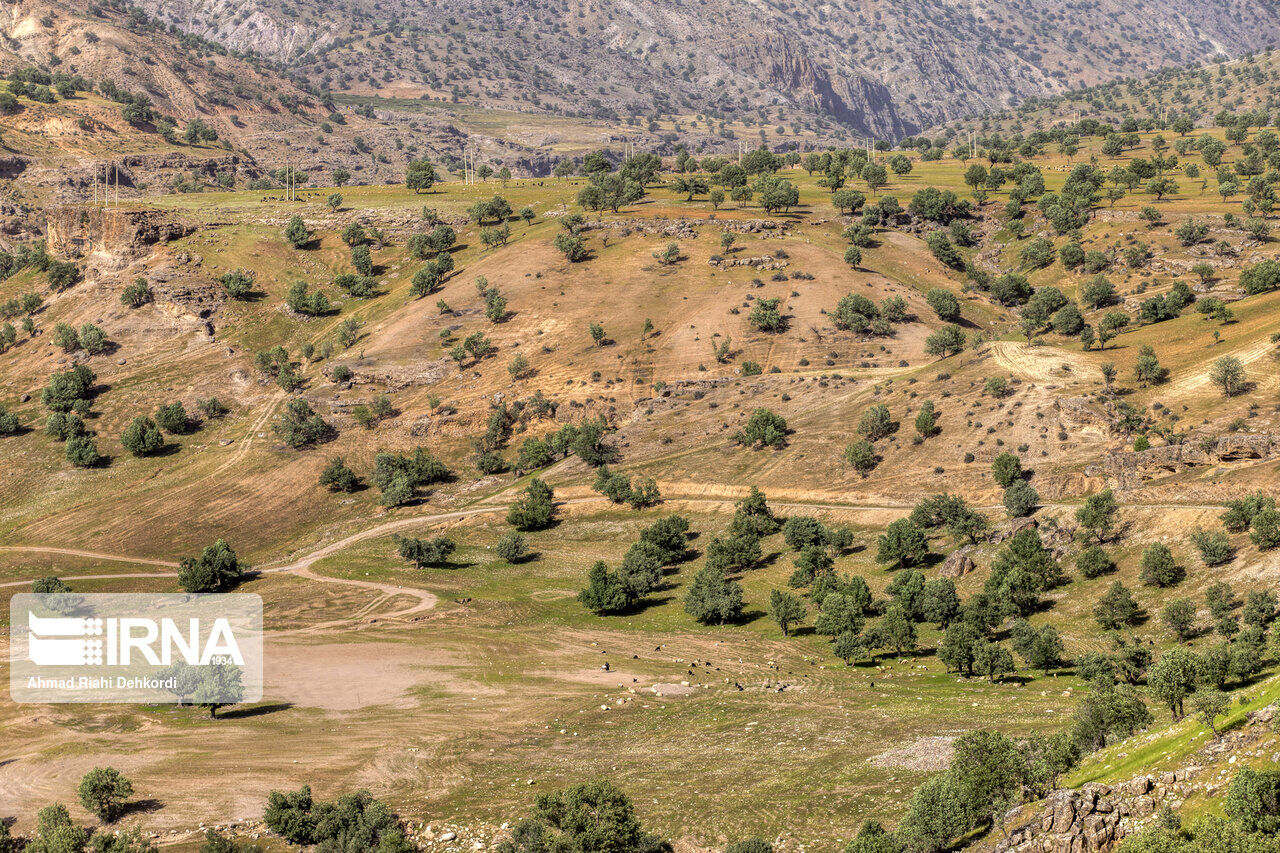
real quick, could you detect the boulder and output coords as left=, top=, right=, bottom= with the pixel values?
left=939, top=546, right=977, bottom=578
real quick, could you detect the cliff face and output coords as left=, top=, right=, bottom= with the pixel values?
left=1087, top=435, right=1280, bottom=492
left=723, top=35, right=911, bottom=139
left=44, top=207, right=195, bottom=265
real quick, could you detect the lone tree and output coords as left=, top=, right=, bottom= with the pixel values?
left=843, top=439, right=877, bottom=477
left=684, top=564, right=744, bottom=625
left=925, top=288, right=961, bottom=321
left=914, top=400, right=939, bottom=438
left=1139, top=542, right=1182, bottom=587
left=768, top=589, right=806, bottom=636
left=394, top=535, right=456, bottom=568
left=1192, top=689, right=1230, bottom=739
left=1161, top=598, right=1198, bottom=642
left=192, top=662, right=243, bottom=718
left=77, top=767, right=133, bottom=822
left=924, top=324, right=965, bottom=358
left=496, top=532, right=529, bottom=563
left=857, top=404, right=895, bottom=441
left=499, top=781, right=666, bottom=853
left=1075, top=488, right=1119, bottom=542
left=733, top=408, right=788, bottom=449
left=1147, top=646, right=1201, bottom=720
left=273, top=399, right=332, bottom=449
left=589, top=322, right=606, bottom=347
left=578, top=561, right=635, bottom=614
left=118, top=275, right=152, bottom=306
left=1209, top=355, right=1246, bottom=396
left=284, top=215, right=309, bottom=249
left=319, top=457, right=359, bottom=492
left=991, top=452, right=1022, bottom=487
left=155, top=402, right=191, bottom=434
left=554, top=233, right=588, bottom=262
left=178, top=539, right=246, bottom=593
left=406, top=159, right=437, bottom=192
left=1002, top=479, right=1039, bottom=518
left=508, top=478, right=555, bottom=530
left=32, top=576, right=71, bottom=594
left=876, top=519, right=928, bottom=569
left=1095, top=581, right=1140, bottom=629
left=120, top=415, right=163, bottom=456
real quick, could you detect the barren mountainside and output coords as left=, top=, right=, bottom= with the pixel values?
left=134, top=0, right=1280, bottom=138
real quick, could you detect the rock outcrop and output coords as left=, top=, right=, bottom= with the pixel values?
left=1087, top=435, right=1280, bottom=491
left=939, top=546, right=976, bottom=578
left=45, top=206, right=197, bottom=265
left=997, top=706, right=1279, bottom=853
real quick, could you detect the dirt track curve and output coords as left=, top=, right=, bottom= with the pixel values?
left=1, top=491, right=1231, bottom=598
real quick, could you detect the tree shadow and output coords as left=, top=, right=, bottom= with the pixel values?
left=917, top=551, right=946, bottom=569
left=117, top=798, right=164, bottom=819
left=432, top=560, right=479, bottom=571
left=623, top=595, right=675, bottom=615
left=996, top=673, right=1034, bottom=686
left=147, top=442, right=184, bottom=458
left=216, top=702, right=294, bottom=720
left=85, top=453, right=115, bottom=469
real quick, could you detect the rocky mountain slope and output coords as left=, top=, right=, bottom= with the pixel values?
left=0, top=0, right=513, bottom=194
left=131, top=0, right=1280, bottom=140
left=937, top=49, right=1280, bottom=138
left=0, top=0, right=324, bottom=128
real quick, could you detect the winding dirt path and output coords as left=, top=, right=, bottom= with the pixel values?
left=0, top=492, right=1234, bottom=600
left=0, top=547, right=177, bottom=567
